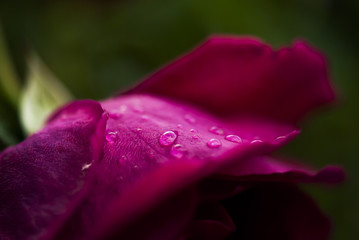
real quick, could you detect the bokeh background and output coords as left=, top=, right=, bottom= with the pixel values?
left=0, top=0, right=358, bottom=239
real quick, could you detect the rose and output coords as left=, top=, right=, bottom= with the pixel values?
left=0, top=36, right=344, bottom=240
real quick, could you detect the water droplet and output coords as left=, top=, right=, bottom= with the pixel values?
left=225, top=134, right=242, bottom=143
left=177, top=124, right=183, bottom=128
left=250, top=139, right=264, bottom=144
left=184, top=114, right=196, bottom=123
left=207, top=139, right=222, bottom=148
left=170, top=144, right=185, bottom=159
left=209, top=126, right=224, bottom=135
left=159, top=131, right=177, bottom=146
left=190, top=129, right=197, bottom=133
left=106, top=131, right=117, bottom=143
left=81, top=163, right=92, bottom=171
left=136, top=128, right=142, bottom=133
left=192, top=135, right=200, bottom=139
left=133, top=165, right=139, bottom=169
left=274, top=136, right=286, bottom=141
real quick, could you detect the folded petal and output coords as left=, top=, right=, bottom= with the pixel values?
left=198, top=156, right=344, bottom=202
left=222, top=184, right=331, bottom=240
left=218, top=155, right=345, bottom=184
left=128, top=36, right=335, bottom=124
left=0, top=100, right=106, bottom=240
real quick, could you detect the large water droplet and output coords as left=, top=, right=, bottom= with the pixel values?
left=209, top=126, right=224, bottom=135
left=170, top=144, right=185, bottom=159
left=184, top=114, right=196, bottom=123
left=106, top=131, right=117, bottom=143
left=81, top=162, right=92, bottom=171
left=250, top=139, right=264, bottom=144
left=225, top=134, right=242, bottom=143
left=159, top=131, right=177, bottom=146
left=207, top=138, right=222, bottom=148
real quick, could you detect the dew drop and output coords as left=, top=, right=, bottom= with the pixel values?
left=136, top=128, right=142, bottom=133
left=133, top=165, right=139, bottom=169
left=209, top=126, right=224, bottom=135
left=105, top=131, right=117, bottom=143
left=207, top=138, right=222, bottom=148
left=184, top=114, right=196, bottom=123
left=192, top=135, right=199, bottom=139
left=81, top=163, right=92, bottom=171
left=250, top=139, right=264, bottom=144
left=170, top=144, right=185, bottom=159
left=177, top=124, right=183, bottom=128
left=274, top=136, right=286, bottom=141
left=159, top=131, right=177, bottom=146
left=190, top=129, right=197, bottom=133
left=225, top=134, right=242, bottom=143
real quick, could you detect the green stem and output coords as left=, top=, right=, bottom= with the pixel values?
left=0, top=23, right=21, bottom=107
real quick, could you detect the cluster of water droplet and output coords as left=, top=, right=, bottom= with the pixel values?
left=104, top=104, right=291, bottom=164
left=158, top=130, right=185, bottom=159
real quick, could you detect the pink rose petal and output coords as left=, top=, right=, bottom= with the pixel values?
left=0, top=100, right=107, bottom=240
left=128, top=36, right=335, bottom=124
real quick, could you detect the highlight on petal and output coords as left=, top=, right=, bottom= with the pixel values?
left=222, top=184, right=331, bottom=240
left=0, top=100, right=106, bottom=240
left=128, top=36, right=335, bottom=124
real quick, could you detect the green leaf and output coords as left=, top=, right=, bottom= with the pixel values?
left=0, top=23, right=21, bottom=107
left=20, top=53, right=73, bottom=135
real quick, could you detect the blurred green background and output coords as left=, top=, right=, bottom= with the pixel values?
left=0, top=0, right=358, bottom=239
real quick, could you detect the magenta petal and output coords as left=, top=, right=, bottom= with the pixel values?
left=218, top=155, right=345, bottom=184
left=223, top=185, right=331, bottom=240
left=128, top=36, right=335, bottom=123
left=0, top=100, right=106, bottom=240
left=47, top=94, right=298, bottom=239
